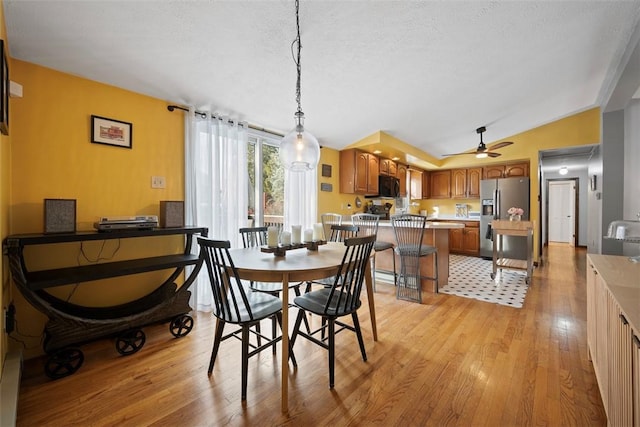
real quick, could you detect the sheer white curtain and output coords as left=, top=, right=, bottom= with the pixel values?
left=284, top=168, right=318, bottom=231
left=185, top=108, right=248, bottom=312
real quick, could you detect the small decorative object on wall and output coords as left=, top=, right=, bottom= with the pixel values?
left=44, top=199, right=77, bottom=233
left=320, top=183, right=332, bottom=192
left=91, top=115, right=132, bottom=148
left=0, top=40, right=9, bottom=136
left=590, top=175, right=597, bottom=191
left=321, top=164, right=332, bottom=177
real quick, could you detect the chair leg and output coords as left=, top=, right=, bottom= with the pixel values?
left=352, top=312, right=367, bottom=361
left=271, top=317, right=278, bottom=354
left=328, top=318, right=335, bottom=389
left=287, top=311, right=303, bottom=368
left=371, top=254, right=377, bottom=292
left=433, top=251, right=439, bottom=293
left=241, top=325, right=250, bottom=401
left=208, top=318, right=225, bottom=375
left=294, top=285, right=312, bottom=333
left=392, top=249, right=397, bottom=286
left=255, top=322, right=261, bottom=347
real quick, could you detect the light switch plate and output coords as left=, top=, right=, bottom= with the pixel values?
left=151, top=176, right=166, bottom=189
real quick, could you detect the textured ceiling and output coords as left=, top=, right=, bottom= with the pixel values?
left=5, top=1, right=640, bottom=158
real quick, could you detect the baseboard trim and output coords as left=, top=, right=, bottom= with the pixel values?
left=1, top=350, right=23, bottom=427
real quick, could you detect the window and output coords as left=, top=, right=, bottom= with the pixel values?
left=248, top=132, right=284, bottom=228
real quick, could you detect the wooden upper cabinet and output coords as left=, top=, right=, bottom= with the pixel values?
left=483, top=162, right=529, bottom=179
left=483, top=165, right=505, bottom=179
left=340, top=149, right=379, bottom=195
left=467, top=167, right=482, bottom=198
left=409, top=169, right=423, bottom=199
left=380, top=158, right=397, bottom=176
left=422, top=170, right=430, bottom=199
left=368, top=155, right=380, bottom=194
left=451, top=169, right=467, bottom=199
left=505, top=162, right=529, bottom=177
left=430, top=170, right=451, bottom=199
left=451, top=168, right=482, bottom=199
left=397, top=164, right=408, bottom=197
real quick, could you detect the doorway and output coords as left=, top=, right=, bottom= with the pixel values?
left=547, top=179, right=577, bottom=246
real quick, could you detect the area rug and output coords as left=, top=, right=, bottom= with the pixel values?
left=440, top=255, right=529, bottom=308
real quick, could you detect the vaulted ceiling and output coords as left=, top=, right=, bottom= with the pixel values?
left=5, top=1, right=640, bottom=159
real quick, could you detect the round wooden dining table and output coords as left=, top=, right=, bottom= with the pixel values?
left=227, top=241, right=377, bottom=412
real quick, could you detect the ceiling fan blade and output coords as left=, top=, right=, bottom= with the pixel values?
left=487, top=152, right=502, bottom=158
left=488, top=141, right=513, bottom=151
left=442, top=152, right=475, bottom=157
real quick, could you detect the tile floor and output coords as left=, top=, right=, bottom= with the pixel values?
left=439, top=255, right=529, bottom=308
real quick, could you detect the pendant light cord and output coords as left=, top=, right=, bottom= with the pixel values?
left=292, top=0, right=303, bottom=115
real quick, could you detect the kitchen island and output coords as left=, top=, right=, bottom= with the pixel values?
left=374, top=220, right=463, bottom=300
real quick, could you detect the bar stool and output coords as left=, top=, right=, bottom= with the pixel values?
left=320, top=213, right=342, bottom=241
left=391, top=214, right=438, bottom=303
left=351, top=213, right=397, bottom=290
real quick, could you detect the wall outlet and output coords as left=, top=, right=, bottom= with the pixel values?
left=151, top=176, right=166, bottom=189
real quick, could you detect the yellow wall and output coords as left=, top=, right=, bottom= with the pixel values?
left=8, top=60, right=185, bottom=357
left=1, top=0, right=10, bottom=371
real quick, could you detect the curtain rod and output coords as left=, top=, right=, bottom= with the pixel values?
left=167, top=105, right=285, bottom=138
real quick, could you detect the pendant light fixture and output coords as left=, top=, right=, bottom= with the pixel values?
left=279, top=0, right=320, bottom=172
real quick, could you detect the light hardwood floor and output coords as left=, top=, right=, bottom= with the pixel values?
left=16, top=245, right=606, bottom=426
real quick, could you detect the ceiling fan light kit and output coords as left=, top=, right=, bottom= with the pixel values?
left=443, top=126, right=513, bottom=159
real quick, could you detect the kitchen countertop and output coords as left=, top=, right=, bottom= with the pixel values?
left=587, top=254, right=640, bottom=333
left=424, top=215, right=480, bottom=222
left=377, top=220, right=464, bottom=229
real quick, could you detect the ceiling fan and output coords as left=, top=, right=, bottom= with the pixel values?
left=443, top=126, right=513, bottom=158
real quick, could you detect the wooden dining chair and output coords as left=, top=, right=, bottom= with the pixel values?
left=320, top=213, right=342, bottom=241
left=239, top=227, right=311, bottom=347
left=290, top=234, right=376, bottom=388
left=351, top=213, right=397, bottom=290
left=197, top=237, right=297, bottom=400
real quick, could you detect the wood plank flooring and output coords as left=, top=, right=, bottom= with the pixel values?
left=16, top=245, right=606, bottom=426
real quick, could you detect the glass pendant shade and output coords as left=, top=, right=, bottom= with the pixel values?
left=280, top=112, right=320, bottom=172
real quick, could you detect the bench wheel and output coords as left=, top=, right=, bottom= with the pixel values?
left=45, top=347, right=84, bottom=379
left=170, top=314, right=194, bottom=338
left=116, top=329, right=146, bottom=355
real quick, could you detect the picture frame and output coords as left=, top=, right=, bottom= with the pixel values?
left=91, top=115, right=132, bottom=148
left=0, top=40, right=9, bottom=136
left=321, top=164, right=332, bottom=178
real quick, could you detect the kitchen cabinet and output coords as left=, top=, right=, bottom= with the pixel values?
left=586, top=255, right=640, bottom=427
left=380, top=158, right=397, bottom=176
left=452, top=168, right=482, bottom=199
left=409, top=169, right=423, bottom=199
left=439, top=220, right=479, bottom=256
left=451, top=169, right=467, bottom=198
left=422, top=170, right=430, bottom=199
left=397, top=164, right=408, bottom=197
left=467, top=167, right=482, bottom=198
left=483, top=162, right=530, bottom=179
left=505, top=162, right=529, bottom=177
left=429, top=170, right=451, bottom=199
left=340, top=149, right=379, bottom=195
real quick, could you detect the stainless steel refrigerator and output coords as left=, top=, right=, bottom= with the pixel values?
left=480, top=177, right=530, bottom=259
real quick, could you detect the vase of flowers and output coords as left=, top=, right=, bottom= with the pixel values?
left=508, top=207, right=524, bottom=221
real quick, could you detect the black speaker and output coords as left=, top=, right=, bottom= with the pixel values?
left=160, top=201, right=184, bottom=228
left=44, top=199, right=77, bottom=233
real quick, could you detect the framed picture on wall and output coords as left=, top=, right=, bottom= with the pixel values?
left=91, top=115, right=133, bottom=149
left=0, top=40, right=9, bottom=136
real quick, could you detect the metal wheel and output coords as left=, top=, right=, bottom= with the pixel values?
left=170, top=314, right=194, bottom=338
left=490, top=273, right=496, bottom=280
left=115, top=329, right=146, bottom=355
left=44, top=347, right=84, bottom=379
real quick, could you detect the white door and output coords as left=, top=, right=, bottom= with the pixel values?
left=548, top=180, right=576, bottom=245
